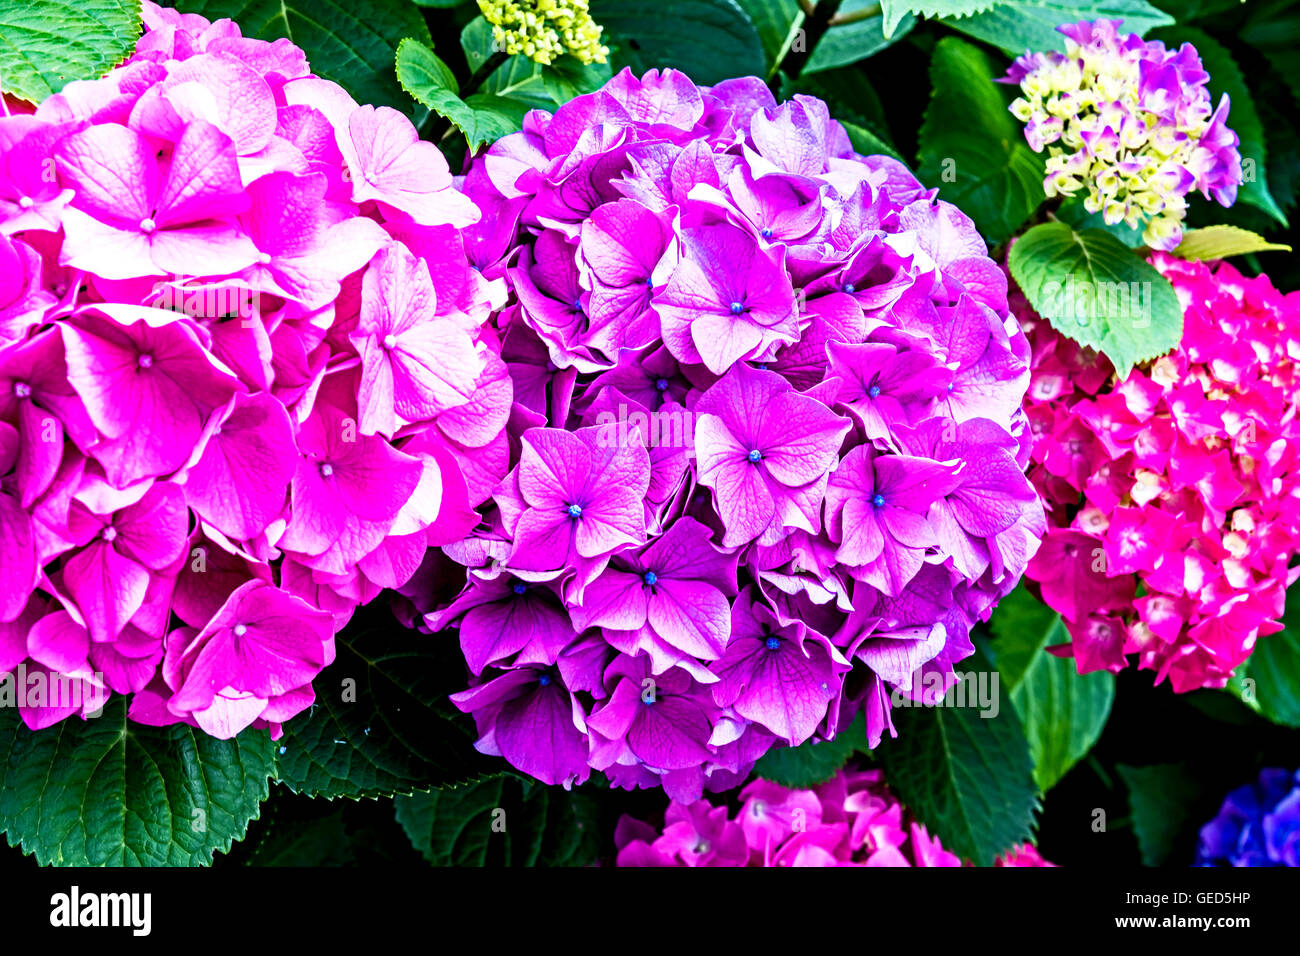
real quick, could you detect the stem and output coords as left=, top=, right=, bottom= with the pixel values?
left=464, top=50, right=510, bottom=99
left=773, top=0, right=845, bottom=90
left=828, top=2, right=881, bottom=27
left=1087, top=754, right=1115, bottom=790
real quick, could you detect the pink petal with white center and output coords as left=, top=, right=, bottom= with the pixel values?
left=154, top=120, right=249, bottom=227
left=54, top=123, right=157, bottom=225
left=60, top=539, right=150, bottom=643
left=187, top=392, right=296, bottom=540
left=0, top=488, right=36, bottom=622
left=27, top=610, right=91, bottom=676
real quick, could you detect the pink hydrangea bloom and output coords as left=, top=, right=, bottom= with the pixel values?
left=1016, top=253, right=1300, bottom=692
left=615, top=766, right=1055, bottom=867
left=413, top=68, right=1045, bottom=797
left=0, top=3, right=506, bottom=736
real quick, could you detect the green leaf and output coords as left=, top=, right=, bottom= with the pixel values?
left=1258, top=99, right=1300, bottom=219
left=0, top=0, right=142, bottom=103
left=485, top=62, right=554, bottom=110
left=457, top=18, right=555, bottom=110
left=1174, top=225, right=1292, bottom=260
left=917, top=37, right=1046, bottom=244
left=182, top=0, right=431, bottom=113
left=752, top=712, right=867, bottom=788
left=591, top=0, right=765, bottom=86
left=842, top=120, right=904, bottom=161
left=1241, top=0, right=1300, bottom=111
left=1055, top=196, right=1147, bottom=248
left=1224, top=672, right=1263, bottom=717
left=243, top=808, right=355, bottom=866
left=1117, top=763, right=1203, bottom=866
left=1150, top=25, right=1287, bottom=227
left=805, top=0, right=913, bottom=74
left=1152, top=0, right=1253, bottom=20
left=396, top=38, right=526, bottom=148
left=794, top=66, right=890, bottom=133
left=1233, top=585, right=1300, bottom=728
left=272, top=612, right=500, bottom=800
left=543, top=53, right=613, bottom=105
left=397, top=37, right=460, bottom=93
left=460, top=14, right=497, bottom=72
left=946, top=1, right=1173, bottom=57
left=989, top=587, right=1115, bottom=792
left=735, top=0, right=803, bottom=77
left=1241, top=631, right=1300, bottom=728
left=395, top=776, right=602, bottom=867
left=876, top=646, right=1038, bottom=865
left=1008, top=221, right=1183, bottom=377
left=880, top=0, right=995, bottom=39
left=0, top=696, right=274, bottom=866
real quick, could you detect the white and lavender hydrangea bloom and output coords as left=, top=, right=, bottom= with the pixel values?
left=1004, top=19, right=1243, bottom=250
left=415, top=68, right=1046, bottom=799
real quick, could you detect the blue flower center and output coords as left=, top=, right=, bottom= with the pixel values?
left=868, top=385, right=881, bottom=398
left=645, top=277, right=653, bottom=287
left=747, top=449, right=762, bottom=463
left=643, top=570, right=658, bottom=586
left=871, top=493, right=885, bottom=509
left=729, top=301, right=745, bottom=315
left=567, top=503, right=583, bottom=518
left=538, top=674, right=551, bottom=686
left=512, top=582, right=527, bottom=595
left=842, top=282, right=856, bottom=294
left=947, top=382, right=955, bottom=392
left=655, top=377, right=669, bottom=391
left=761, top=227, right=773, bottom=239
left=765, top=636, right=781, bottom=650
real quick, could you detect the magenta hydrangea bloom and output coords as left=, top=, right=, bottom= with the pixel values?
left=0, top=3, right=506, bottom=736
left=1015, top=254, right=1300, bottom=692
left=614, top=765, right=1056, bottom=867
left=411, top=68, right=1045, bottom=798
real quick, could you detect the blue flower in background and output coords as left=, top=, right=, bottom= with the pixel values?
left=1197, top=768, right=1300, bottom=867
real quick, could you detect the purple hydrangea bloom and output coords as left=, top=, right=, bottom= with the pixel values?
left=1197, top=768, right=1300, bottom=867
left=418, top=68, right=1046, bottom=795
left=695, top=363, right=851, bottom=547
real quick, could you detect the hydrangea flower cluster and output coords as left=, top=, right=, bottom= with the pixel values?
left=409, top=68, right=1045, bottom=800
left=477, top=0, right=609, bottom=65
left=1016, top=254, right=1300, bottom=691
left=0, top=3, right=505, bottom=736
left=1004, top=19, right=1243, bottom=250
left=614, top=766, right=1056, bottom=867
left=1197, top=767, right=1300, bottom=867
